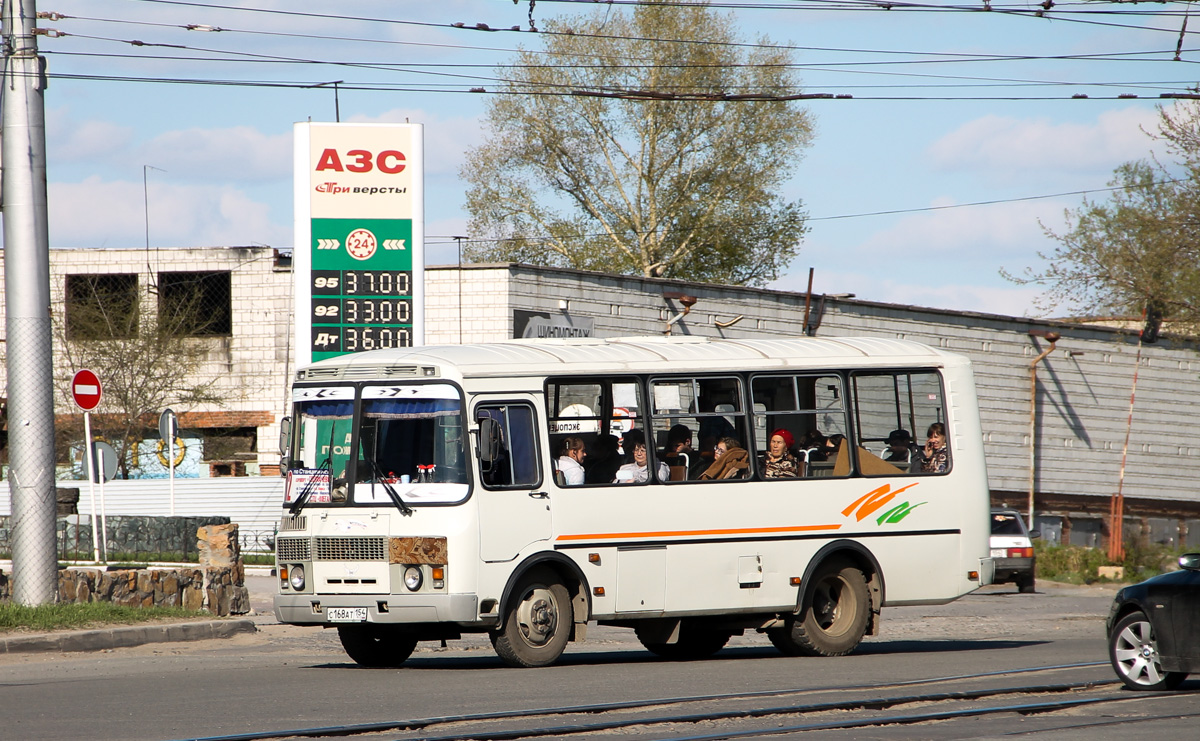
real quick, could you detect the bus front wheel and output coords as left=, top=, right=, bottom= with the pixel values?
left=491, top=567, right=573, bottom=668
left=768, top=557, right=870, bottom=657
left=337, top=625, right=418, bottom=667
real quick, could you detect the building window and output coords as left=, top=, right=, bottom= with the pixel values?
left=65, top=274, right=139, bottom=340
left=158, top=271, right=232, bottom=336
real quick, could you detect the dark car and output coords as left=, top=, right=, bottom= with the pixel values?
left=990, top=510, right=1038, bottom=593
left=1106, top=553, right=1200, bottom=690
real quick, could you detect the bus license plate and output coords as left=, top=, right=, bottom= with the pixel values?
left=327, top=607, right=368, bottom=623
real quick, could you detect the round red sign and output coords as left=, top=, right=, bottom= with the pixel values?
left=71, top=368, right=102, bottom=411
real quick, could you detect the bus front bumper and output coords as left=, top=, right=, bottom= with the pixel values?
left=274, top=592, right=480, bottom=626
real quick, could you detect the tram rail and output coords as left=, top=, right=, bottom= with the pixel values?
left=181, top=661, right=1129, bottom=741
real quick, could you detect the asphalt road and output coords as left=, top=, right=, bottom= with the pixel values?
left=1, top=578, right=1191, bottom=741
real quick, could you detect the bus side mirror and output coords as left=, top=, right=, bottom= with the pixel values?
left=279, top=416, right=291, bottom=455
left=477, top=418, right=500, bottom=465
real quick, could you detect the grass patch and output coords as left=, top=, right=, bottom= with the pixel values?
left=1036, top=542, right=1188, bottom=584
left=243, top=554, right=274, bottom=565
left=0, top=602, right=209, bottom=634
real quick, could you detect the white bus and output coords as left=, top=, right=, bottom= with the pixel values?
left=274, top=336, right=994, bottom=667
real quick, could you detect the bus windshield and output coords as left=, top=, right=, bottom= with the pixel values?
left=354, top=383, right=469, bottom=505
left=286, top=386, right=355, bottom=506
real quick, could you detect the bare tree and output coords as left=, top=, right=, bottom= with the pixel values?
left=53, top=276, right=223, bottom=479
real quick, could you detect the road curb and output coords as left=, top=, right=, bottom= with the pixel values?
left=0, top=619, right=258, bottom=655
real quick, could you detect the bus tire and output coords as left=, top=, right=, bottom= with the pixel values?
left=491, top=567, right=572, bottom=668
left=636, top=623, right=732, bottom=660
left=337, top=625, right=418, bottom=667
left=769, top=558, right=870, bottom=657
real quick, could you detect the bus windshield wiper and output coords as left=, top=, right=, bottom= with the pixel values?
left=366, top=457, right=413, bottom=516
left=289, top=454, right=330, bottom=516
left=291, top=421, right=337, bottom=515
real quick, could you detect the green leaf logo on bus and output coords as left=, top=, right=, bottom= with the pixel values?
left=842, top=484, right=925, bottom=526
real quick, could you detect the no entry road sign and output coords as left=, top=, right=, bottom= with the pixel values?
left=72, top=369, right=102, bottom=411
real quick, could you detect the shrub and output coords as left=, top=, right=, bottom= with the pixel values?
left=1036, top=542, right=1190, bottom=584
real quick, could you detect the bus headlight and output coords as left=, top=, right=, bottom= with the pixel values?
left=289, top=564, right=306, bottom=591
left=403, top=566, right=423, bottom=591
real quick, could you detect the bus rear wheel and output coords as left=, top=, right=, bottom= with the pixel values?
left=636, top=623, right=732, bottom=660
left=768, top=558, right=870, bottom=657
left=491, top=567, right=573, bottom=668
left=337, top=624, right=419, bottom=667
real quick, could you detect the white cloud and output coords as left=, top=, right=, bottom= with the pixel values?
left=143, top=126, right=292, bottom=183
left=927, top=107, right=1164, bottom=178
left=47, top=112, right=134, bottom=163
left=849, top=198, right=1071, bottom=259
left=49, top=177, right=288, bottom=249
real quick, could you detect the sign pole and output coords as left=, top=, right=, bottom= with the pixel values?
left=97, top=445, right=108, bottom=563
left=168, top=415, right=176, bottom=516
left=71, top=369, right=104, bottom=562
left=83, top=411, right=100, bottom=563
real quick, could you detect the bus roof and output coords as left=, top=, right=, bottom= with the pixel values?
left=299, top=336, right=969, bottom=382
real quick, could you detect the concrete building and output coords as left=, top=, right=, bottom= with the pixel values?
left=2, top=250, right=1198, bottom=550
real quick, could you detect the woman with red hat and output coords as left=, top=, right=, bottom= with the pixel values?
left=762, top=428, right=801, bottom=478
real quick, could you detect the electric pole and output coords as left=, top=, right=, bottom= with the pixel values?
left=3, top=0, right=59, bottom=605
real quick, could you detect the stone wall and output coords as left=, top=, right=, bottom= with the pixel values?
left=0, top=524, right=249, bottom=616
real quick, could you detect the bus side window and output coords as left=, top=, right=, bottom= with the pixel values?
left=476, top=404, right=540, bottom=489
left=850, top=370, right=948, bottom=476
left=750, top=373, right=849, bottom=479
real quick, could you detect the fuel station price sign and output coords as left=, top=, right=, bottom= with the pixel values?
left=294, top=122, right=424, bottom=364
left=309, top=217, right=414, bottom=359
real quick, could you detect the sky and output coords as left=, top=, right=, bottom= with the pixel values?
left=12, top=0, right=1196, bottom=318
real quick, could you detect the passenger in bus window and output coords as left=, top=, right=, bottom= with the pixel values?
left=700, top=436, right=750, bottom=480
left=799, top=429, right=828, bottom=462
left=554, top=437, right=587, bottom=486
left=884, top=429, right=916, bottom=463
left=920, top=422, right=949, bottom=473
left=661, top=424, right=705, bottom=480
left=584, top=433, right=622, bottom=484
left=613, top=429, right=668, bottom=483
left=761, top=429, right=801, bottom=479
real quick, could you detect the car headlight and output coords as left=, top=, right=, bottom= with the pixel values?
left=289, top=564, right=306, bottom=590
left=403, top=566, right=423, bottom=591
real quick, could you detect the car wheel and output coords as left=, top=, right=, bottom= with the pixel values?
left=1109, top=612, right=1187, bottom=691
left=1017, top=574, right=1036, bottom=594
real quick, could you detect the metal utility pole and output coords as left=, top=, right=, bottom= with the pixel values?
left=3, top=0, right=59, bottom=604
left=1026, top=329, right=1059, bottom=531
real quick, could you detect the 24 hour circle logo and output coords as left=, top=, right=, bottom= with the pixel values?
left=346, top=228, right=378, bottom=260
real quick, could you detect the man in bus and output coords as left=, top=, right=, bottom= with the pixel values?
left=662, top=424, right=706, bottom=480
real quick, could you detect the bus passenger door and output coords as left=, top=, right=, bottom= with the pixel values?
left=476, top=400, right=552, bottom=562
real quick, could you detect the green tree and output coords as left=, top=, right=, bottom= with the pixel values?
left=1013, top=100, right=1200, bottom=334
left=461, top=1, right=813, bottom=286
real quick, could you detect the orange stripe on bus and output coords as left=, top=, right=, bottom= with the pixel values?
left=555, top=524, right=842, bottom=542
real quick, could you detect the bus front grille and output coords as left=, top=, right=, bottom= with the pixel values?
left=314, top=536, right=388, bottom=561
left=275, top=537, right=312, bottom=561
left=279, top=515, right=307, bottom=531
